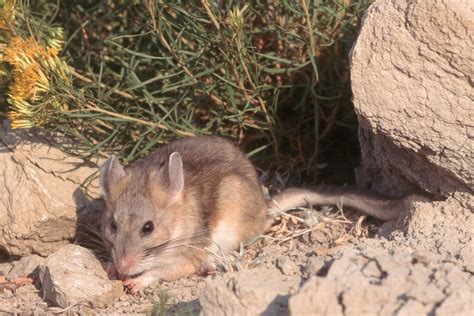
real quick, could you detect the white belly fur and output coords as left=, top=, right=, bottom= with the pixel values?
left=209, top=220, right=239, bottom=252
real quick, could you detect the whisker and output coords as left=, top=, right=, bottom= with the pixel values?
left=74, top=221, right=112, bottom=261
left=143, top=229, right=212, bottom=257
left=149, top=241, right=205, bottom=254
left=128, top=229, right=215, bottom=275
left=144, top=237, right=208, bottom=256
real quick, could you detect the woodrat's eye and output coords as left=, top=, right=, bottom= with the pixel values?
left=110, top=220, right=117, bottom=233
left=141, top=221, right=154, bottom=235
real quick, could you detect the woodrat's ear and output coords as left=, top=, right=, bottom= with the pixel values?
left=167, top=152, right=184, bottom=202
left=99, top=155, right=126, bottom=199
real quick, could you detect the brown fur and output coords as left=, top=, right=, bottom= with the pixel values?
left=100, top=136, right=267, bottom=292
left=100, top=136, right=426, bottom=293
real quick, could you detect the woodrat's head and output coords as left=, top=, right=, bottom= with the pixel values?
left=99, top=152, right=185, bottom=276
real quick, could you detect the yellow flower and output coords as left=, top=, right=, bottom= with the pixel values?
left=10, top=63, right=41, bottom=99
left=49, top=47, right=58, bottom=56
left=226, top=4, right=248, bottom=30
left=8, top=110, right=35, bottom=128
left=0, top=0, right=16, bottom=29
left=3, top=37, right=48, bottom=67
left=1, top=36, right=70, bottom=129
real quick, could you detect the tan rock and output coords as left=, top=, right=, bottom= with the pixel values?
left=350, top=0, right=474, bottom=197
left=276, top=256, right=299, bottom=276
left=288, top=247, right=473, bottom=316
left=0, top=262, right=13, bottom=276
left=0, top=122, right=101, bottom=257
left=7, top=254, right=44, bottom=279
left=38, top=244, right=122, bottom=308
left=200, top=267, right=300, bottom=315
left=381, top=193, right=474, bottom=272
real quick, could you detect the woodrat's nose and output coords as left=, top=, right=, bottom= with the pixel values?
left=116, top=256, right=137, bottom=275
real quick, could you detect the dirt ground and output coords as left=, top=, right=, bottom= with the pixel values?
left=0, top=204, right=372, bottom=314
left=0, top=191, right=472, bottom=315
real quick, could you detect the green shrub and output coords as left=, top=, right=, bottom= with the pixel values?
left=1, top=0, right=371, bottom=182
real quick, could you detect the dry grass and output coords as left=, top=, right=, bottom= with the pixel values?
left=263, top=204, right=375, bottom=250
left=204, top=243, right=250, bottom=274
left=204, top=201, right=379, bottom=274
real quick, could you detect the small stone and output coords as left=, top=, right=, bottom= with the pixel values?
left=0, top=262, right=13, bottom=276
left=304, top=257, right=325, bottom=276
left=0, top=289, right=15, bottom=299
left=276, top=256, right=299, bottom=276
left=7, top=254, right=45, bottom=279
left=143, top=287, right=153, bottom=295
left=114, top=301, right=127, bottom=308
left=296, top=242, right=309, bottom=252
left=38, top=244, right=123, bottom=308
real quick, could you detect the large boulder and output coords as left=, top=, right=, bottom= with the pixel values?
left=288, top=246, right=473, bottom=316
left=0, top=122, right=101, bottom=257
left=379, top=193, right=474, bottom=272
left=200, top=266, right=300, bottom=315
left=350, top=0, right=473, bottom=197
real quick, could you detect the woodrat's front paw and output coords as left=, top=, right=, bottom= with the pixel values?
left=122, top=273, right=158, bottom=295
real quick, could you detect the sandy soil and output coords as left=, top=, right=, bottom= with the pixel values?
left=0, top=194, right=472, bottom=315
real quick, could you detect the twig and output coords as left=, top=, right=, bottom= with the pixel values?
left=84, top=102, right=195, bottom=137
left=48, top=300, right=92, bottom=314
left=201, top=0, right=220, bottom=30
left=301, top=0, right=317, bottom=58
left=235, top=35, right=280, bottom=161
left=70, top=68, right=135, bottom=100
left=319, top=103, right=339, bottom=141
